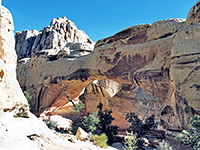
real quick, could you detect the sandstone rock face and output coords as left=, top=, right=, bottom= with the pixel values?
left=15, top=30, right=39, bottom=59
left=186, top=0, right=200, bottom=25
left=161, top=23, right=200, bottom=130
left=16, top=2, right=200, bottom=130
left=15, top=17, right=94, bottom=60
left=0, top=4, right=117, bottom=150
left=82, top=80, right=162, bottom=129
left=0, top=5, right=27, bottom=109
left=16, top=19, right=181, bottom=129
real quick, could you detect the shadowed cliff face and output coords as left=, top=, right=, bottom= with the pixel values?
left=16, top=2, right=200, bottom=130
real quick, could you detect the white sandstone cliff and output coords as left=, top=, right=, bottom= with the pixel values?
left=0, top=4, right=27, bottom=109
left=15, top=17, right=94, bottom=60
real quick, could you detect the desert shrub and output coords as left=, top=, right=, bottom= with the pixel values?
left=96, top=102, right=118, bottom=145
left=125, top=112, right=157, bottom=137
left=72, top=101, right=85, bottom=117
left=83, top=112, right=100, bottom=133
left=93, top=133, right=108, bottom=149
left=70, top=101, right=85, bottom=134
left=125, top=112, right=143, bottom=136
left=24, top=91, right=32, bottom=110
left=176, top=115, right=200, bottom=150
left=24, top=91, right=32, bottom=101
left=69, top=121, right=83, bottom=135
left=70, top=101, right=100, bottom=134
left=70, top=101, right=118, bottom=145
left=143, top=114, right=157, bottom=130
left=123, top=130, right=138, bottom=150
left=158, top=141, right=173, bottom=150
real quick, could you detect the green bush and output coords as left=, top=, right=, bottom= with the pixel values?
left=83, top=112, right=100, bottom=133
left=72, top=101, right=85, bottom=116
left=23, top=91, right=32, bottom=110
left=70, top=101, right=118, bottom=145
left=70, top=101, right=100, bottom=134
left=96, top=102, right=118, bottom=145
left=24, top=91, right=32, bottom=101
left=176, top=115, right=200, bottom=150
left=93, top=133, right=108, bottom=149
left=70, top=101, right=85, bottom=134
left=125, top=112, right=157, bottom=137
left=143, top=114, right=157, bottom=130
left=158, top=141, right=173, bottom=150
left=123, top=130, right=138, bottom=150
left=69, top=121, right=83, bottom=135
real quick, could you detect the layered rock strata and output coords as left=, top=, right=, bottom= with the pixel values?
left=16, top=2, right=200, bottom=130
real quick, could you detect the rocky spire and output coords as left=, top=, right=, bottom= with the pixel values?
left=15, top=16, right=94, bottom=60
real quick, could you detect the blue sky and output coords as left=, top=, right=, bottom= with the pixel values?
left=2, top=0, right=196, bottom=42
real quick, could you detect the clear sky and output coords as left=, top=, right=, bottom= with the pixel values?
left=2, top=0, right=197, bottom=42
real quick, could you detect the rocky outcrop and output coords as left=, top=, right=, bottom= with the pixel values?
left=15, top=17, right=94, bottom=60
left=16, top=2, right=200, bottom=130
left=0, top=3, right=118, bottom=150
left=15, top=30, right=39, bottom=59
left=0, top=109, right=117, bottom=150
left=161, top=20, right=200, bottom=130
left=16, top=19, right=179, bottom=129
left=0, top=4, right=27, bottom=109
left=186, top=0, right=200, bottom=25
left=76, top=127, right=89, bottom=141
left=81, top=80, right=162, bottom=129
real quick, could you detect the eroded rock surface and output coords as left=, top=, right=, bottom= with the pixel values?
left=161, top=22, right=200, bottom=130
left=16, top=2, right=200, bottom=130
left=0, top=110, right=117, bottom=150
left=0, top=3, right=117, bottom=150
left=0, top=5, right=27, bottom=109
left=81, top=80, right=162, bottom=129
left=15, top=17, right=94, bottom=60
left=186, top=0, right=200, bottom=25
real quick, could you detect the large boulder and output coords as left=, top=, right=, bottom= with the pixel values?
left=16, top=1, right=200, bottom=130
left=76, top=127, right=89, bottom=141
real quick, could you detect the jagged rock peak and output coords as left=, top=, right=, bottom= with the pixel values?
left=15, top=16, right=94, bottom=60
